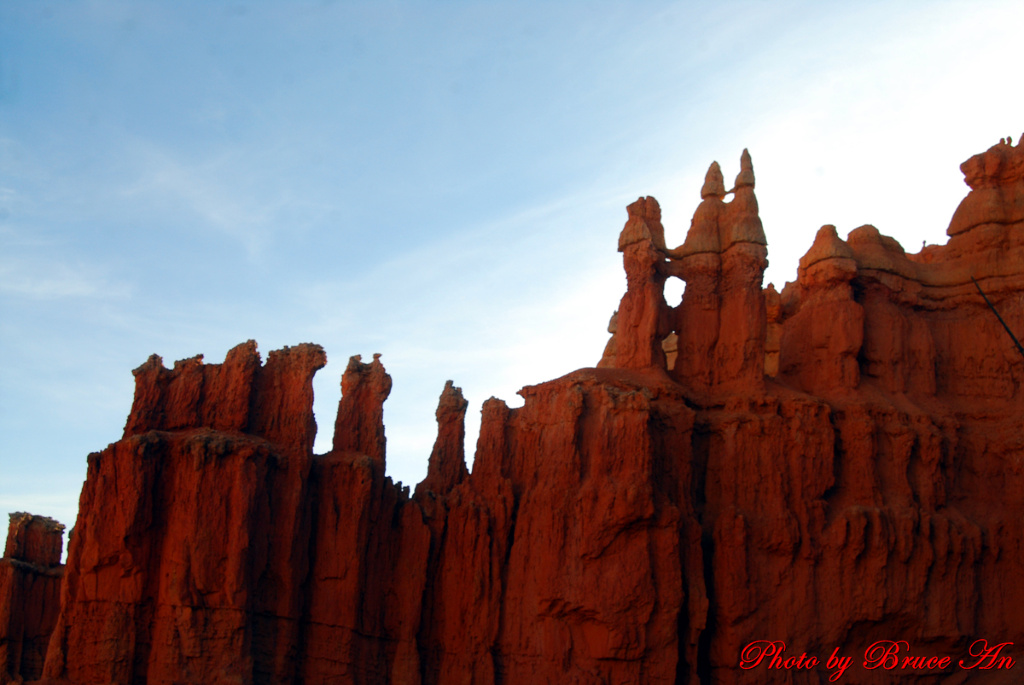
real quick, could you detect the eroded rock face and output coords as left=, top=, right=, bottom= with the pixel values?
left=0, top=513, right=64, bottom=684
left=605, top=139, right=1024, bottom=683
left=10, top=137, right=1024, bottom=684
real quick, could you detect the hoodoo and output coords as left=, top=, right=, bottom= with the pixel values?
left=0, top=513, right=65, bottom=684
left=4, top=138, right=1023, bottom=684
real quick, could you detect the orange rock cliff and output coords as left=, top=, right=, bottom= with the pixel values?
left=4, top=137, right=1023, bottom=684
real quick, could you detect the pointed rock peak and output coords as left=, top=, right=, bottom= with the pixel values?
left=480, top=395, right=509, bottom=419
left=845, top=223, right=920, bottom=279
left=799, top=224, right=854, bottom=270
left=619, top=196, right=666, bottom=251
left=626, top=196, right=662, bottom=222
left=341, top=353, right=392, bottom=399
left=846, top=223, right=882, bottom=244
left=333, top=352, right=392, bottom=461
left=251, top=344, right=327, bottom=456
left=416, top=380, right=469, bottom=497
left=764, top=283, right=782, bottom=322
left=701, top=161, right=726, bottom=199
left=474, top=396, right=512, bottom=482
left=846, top=224, right=905, bottom=254
left=264, top=343, right=327, bottom=373
left=224, top=339, right=260, bottom=366
left=132, top=353, right=167, bottom=377
left=735, top=148, right=755, bottom=188
left=817, top=224, right=840, bottom=241
left=436, top=379, right=469, bottom=419
left=959, top=135, right=1024, bottom=190
left=721, top=151, right=766, bottom=246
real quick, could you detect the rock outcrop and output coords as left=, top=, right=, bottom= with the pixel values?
left=7, top=137, right=1023, bottom=684
left=0, top=513, right=64, bottom=684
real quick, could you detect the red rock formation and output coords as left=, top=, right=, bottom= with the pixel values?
left=680, top=140, right=1024, bottom=684
left=10, top=137, right=1023, bottom=684
left=660, top=151, right=768, bottom=396
left=0, top=513, right=64, bottom=684
left=39, top=342, right=437, bottom=684
left=599, top=196, right=672, bottom=370
left=778, top=224, right=863, bottom=394
left=333, top=353, right=391, bottom=461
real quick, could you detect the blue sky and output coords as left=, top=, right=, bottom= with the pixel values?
left=2, top=1, right=1022, bottom=545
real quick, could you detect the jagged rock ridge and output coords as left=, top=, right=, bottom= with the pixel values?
left=3, top=137, right=1023, bottom=684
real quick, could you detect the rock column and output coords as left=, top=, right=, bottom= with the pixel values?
left=0, top=513, right=64, bottom=684
left=599, top=197, right=671, bottom=370
left=667, top=151, right=768, bottom=394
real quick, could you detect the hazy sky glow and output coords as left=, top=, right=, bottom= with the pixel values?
left=2, top=1, right=1022, bottom=544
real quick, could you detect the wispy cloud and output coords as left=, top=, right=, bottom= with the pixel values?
left=0, top=255, right=131, bottom=299
left=117, top=140, right=334, bottom=261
